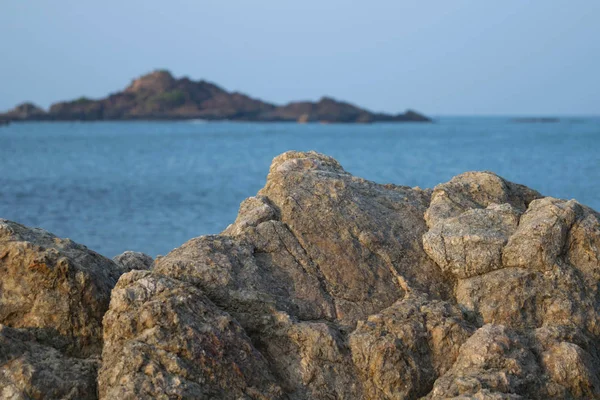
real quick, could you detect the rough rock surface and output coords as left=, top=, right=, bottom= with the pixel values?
left=2, top=151, right=600, bottom=399
left=0, top=325, right=98, bottom=400
left=113, top=250, right=154, bottom=271
left=0, top=220, right=126, bottom=399
left=349, top=294, right=474, bottom=399
left=98, top=270, right=283, bottom=399
left=0, top=219, right=123, bottom=356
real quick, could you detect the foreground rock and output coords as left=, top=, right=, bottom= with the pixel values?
left=0, top=325, right=98, bottom=400
left=0, top=70, right=431, bottom=123
left=0, top=219, right=124, bottom=356
left=0, top=219, right=125, bottom=398
left=98, top=270, right=283, bottom=399
left=2, top=151, right=600, bottom=398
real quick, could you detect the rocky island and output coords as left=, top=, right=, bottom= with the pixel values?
left=0, top=70, right=431, bottom=123
left=2, top=151, right=600, bottom=399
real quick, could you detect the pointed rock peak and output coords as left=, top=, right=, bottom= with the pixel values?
left=3, top=102, right=47, bottom=118
left=402, top=109, right=432, bottom=121
left=13, top=102, right=46, bottom=113
left=318, top=96, right=338, bottom=104
left=126, top=69, right=176, bottom=93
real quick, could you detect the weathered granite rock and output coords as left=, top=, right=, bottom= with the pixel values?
left=424, top=171, right=541, bottom=228
left=152, top=152, right=600, bottom=399
left=566, top=205, right=600, bottom=287
left=452, top=199, right=600, bottom=335
left=425, top=324, right=544, bottom=399
left=0, top=325, right=98, bottom=400
left=426, top=324, right=600, bottom=399
left=502, top=197, right=581, bottom=270
left=157, top=152, right=448, bottom=326
left=252, top=151, right=449, bottom=324
left=151, top=152, right=449, bottom=398
left=535, top=326, right=600, bottom=399
left=151, top=151, right=454, bottom=398
left=421, top=170, right=600, bottom=399
left=349, top=294, right=474, bottom=399
left=2, top=151, right=600, bottom=399
left=423, top=203, right=521, bottom=278
left=0, top=219, right=123, bottom=357
left=98, top=270, right=283, bottom=399
left=113, top=250, right=153, bottom=271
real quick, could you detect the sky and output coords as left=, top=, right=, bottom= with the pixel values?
left=1, top=1, right=598, bottom=115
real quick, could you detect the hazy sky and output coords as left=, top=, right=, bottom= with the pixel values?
left=1, top=1, right=598, bottom=115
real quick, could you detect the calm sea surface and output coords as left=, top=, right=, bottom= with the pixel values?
left=1, top=117, right=598, bottom=258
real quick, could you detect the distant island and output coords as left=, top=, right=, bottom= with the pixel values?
left=0, top=70, right=431, bottom=124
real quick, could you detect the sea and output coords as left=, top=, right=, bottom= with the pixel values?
left=1, top=117, right=598, bottom=258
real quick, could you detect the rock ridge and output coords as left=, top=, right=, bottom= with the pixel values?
left=0, top=70, right=431, bottom=123
left=1, top=151, right=599, bottom=399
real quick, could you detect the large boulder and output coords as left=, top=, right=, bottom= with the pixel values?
left=423, top=171, right=541, bottom=228
left=421, top=170, right=600, bottom=399
left=426, top=324, right=600, bottom=399
left=423, top=203, right=521, bottom=279
left=98, top=270, right=283, bottom=399
left=0, top=219, right=123, bottom=357
left=153, top=152, right=600, bottom=399
left=348, top=294, right=474, bottom=399
left=153, top=151, right=450, bottom=398
left=0, top=219, right=125, bottom=399
left=0, top=325, right=98, bottom=400
left=425, top=324, right=544, bottom=399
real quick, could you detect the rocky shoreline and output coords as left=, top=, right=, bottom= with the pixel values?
left=0, top=71, right=431, bottom=124
left=1, top=151, right=599, bottom=399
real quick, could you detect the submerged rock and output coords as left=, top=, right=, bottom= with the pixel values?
left=2, top=151, right=600, bottom=398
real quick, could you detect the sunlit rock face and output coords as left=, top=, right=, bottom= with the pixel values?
left=0, top=219, right=125, bottom=398
left=2, top=151, right=600, bottom=399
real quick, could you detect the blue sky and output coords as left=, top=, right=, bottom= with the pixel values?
left=1, top=1, right=598, bottom=115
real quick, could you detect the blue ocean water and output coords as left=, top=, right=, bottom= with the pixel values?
left=0, top=118, right=598, bottom=258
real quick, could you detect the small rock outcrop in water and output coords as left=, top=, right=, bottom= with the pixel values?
left=2, top=152, right=600, bottom=399
left=1, top=102, right=47, bottom=121
left=0, top=70, right=431, bottom=123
